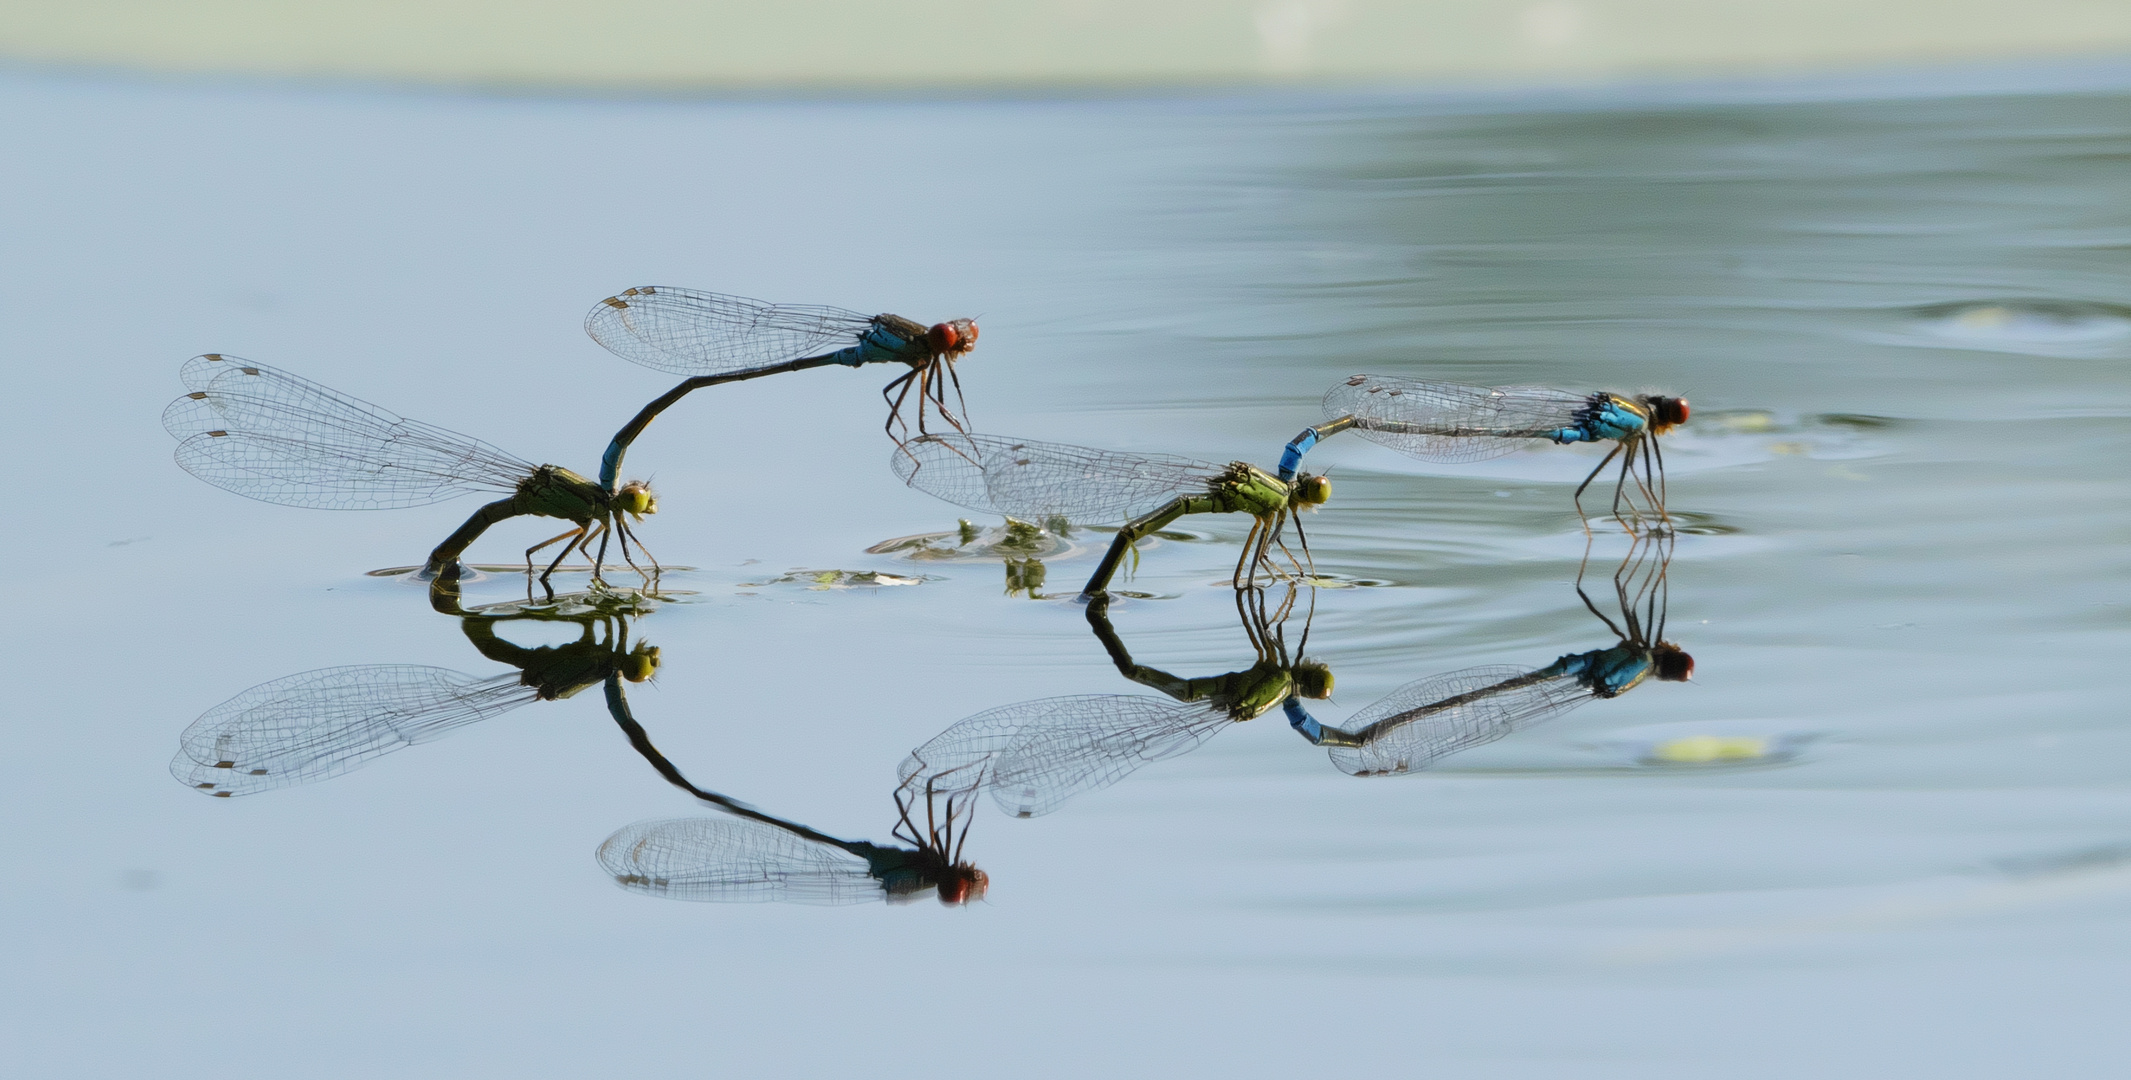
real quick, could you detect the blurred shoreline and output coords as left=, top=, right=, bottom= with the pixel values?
left=4, top=0, right=2131, bottom=94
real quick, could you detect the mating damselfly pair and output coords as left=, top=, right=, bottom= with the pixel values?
left=163, top=288, right=980, bottom=592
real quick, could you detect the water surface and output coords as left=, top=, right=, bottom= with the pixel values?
left=4, top=67, right=2129, bottom=1077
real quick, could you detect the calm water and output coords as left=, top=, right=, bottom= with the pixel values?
left=6, top=66, right=2130, bottom=1077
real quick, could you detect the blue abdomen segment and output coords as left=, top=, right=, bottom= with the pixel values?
left=1285, top=696, right=1327, bottom=742
left=1278, top=426, right=1325, bottom=482
left=1547, top=396, right=1647, bottom=446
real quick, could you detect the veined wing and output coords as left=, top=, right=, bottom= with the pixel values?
left=901, top=694, right=1232, bottom=819
left=892, top=433, right=1225, bottom=525
left=164, top=355, right=536, bottom=509
left=1324, top=375, right=1593, bottom=463
left=1327, top=665, right=1592, bottom=776
left=597, top=817, right=883, bottom=905
left=585, top=287, right=880, bottom=377
left=173, top=665, right=534, bottom=797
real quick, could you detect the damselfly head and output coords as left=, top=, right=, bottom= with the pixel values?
left=1644, top=395, right=1690, bottom=434
left=615, top=480, right=658, bottom=519
left=936, top=865, right=989, bottom=906
left=927, top=319, right=979, bottom=357
left=1653, top=642, right=1694, bottom=682
left=1293, top=473, right=1332, bottom=507
left=1292, top=661, right=1334, bottom=700
left=622, top=644, right=660, bottom=683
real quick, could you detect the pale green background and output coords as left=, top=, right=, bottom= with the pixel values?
left=4, top=0, right=2131, bottom=90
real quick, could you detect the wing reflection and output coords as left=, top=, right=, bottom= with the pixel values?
left=1289, top=533, right=1692, bottom=774
left=900, top=585, right=1329, bottom=818
left=173, top=584, right=660, bottom=796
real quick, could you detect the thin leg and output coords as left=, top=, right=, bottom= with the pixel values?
left=619, top=518, right=660, bottom=586
left=1648, top=435, right=1669, bottom=522
left=913, top=361, right=935, bottom=439
left=941, top=358, right=972, bottom=434
left=1608, top=445, right=1637, bottom=535
left=1271, top=509, right=1311, bottom=581
left=1230, top=516, right=1264, bottom=590
left=1571, top=442, right=1626, bottom=533
left=525, top=526, right=586, bottom=577
left=607, top=515, right=647, bottom=583
left=538, top=525, right=593, bottom=590
left=881, top=368, right=918, bottom=444
left=1619, top=442, right=1664, bottom=533
left=1638, top=435, right=1670, bottom=528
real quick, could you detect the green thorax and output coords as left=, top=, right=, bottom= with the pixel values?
left=1223, top=660, right=1297, bottom=721
left=1168, top=660, right=1294, bottom=721
left=1208, top=462, right=1293, bottom=518
left=514, top=465, right=610, bottom=523
left=516, top=639, right=632, bottom=700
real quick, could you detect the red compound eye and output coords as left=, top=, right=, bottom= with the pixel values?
left=928, top=320, right=978, bottom=355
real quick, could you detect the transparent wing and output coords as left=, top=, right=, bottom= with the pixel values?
left=891, top=433, right=1225, bottom=524
left=597, top=817, right=883, bottom=905
left=1327, top=665, right=1593, bottom=776
left=1324, top=375, right=1594, bottom=463
left=172, top=665, right=534, bottom=796
left=163, top=355, right=537, bottom=509
left=584, top=287, right=880, bottom=376
left=901, top=694, right=1232, bottom=818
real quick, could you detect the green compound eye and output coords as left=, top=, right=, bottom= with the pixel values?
left=1297, top=475, right=1332, bottom=505
left=616, top=482, right=657, bottom=517
left=1293, top=662, right=1334, bottom=699
left=623, top=646, right=660, bottom=683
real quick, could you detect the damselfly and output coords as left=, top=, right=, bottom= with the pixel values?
left=1288, top=534, right=1691, bottom=774
left=587, top=287, right=978, bottom=489
left=172, top=594, right=658, bottom=796
left=1278, top=375, right=1689, bottom=530
left=598, top=778, right=987, bottom=907
left=899, top=586, right=1327, bottom=818
left=893, top=433, right=1331, bottom=597
left=164, top=354, right=658, bottom=587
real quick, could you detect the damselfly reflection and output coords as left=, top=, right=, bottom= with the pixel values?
left=172, top=588, right=660, bottom=796
left=893, top=433, right=1331, bottom=597
left=1278, top=376, right=1689, bottom=531
left=587, top=287, right=979, bottom=488
left=1288, top=534, right=1691, bottom=774
left=597, top=785, right=987, bottom=908
left=596, top=670, right=984, bottom=906
left=163, top=354, right=657, bottom=589
left=899, top=586, right=1327, bottom=818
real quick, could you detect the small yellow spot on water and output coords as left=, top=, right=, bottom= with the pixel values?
left=1953, top=304, right=2014, bottom=331
left=1716, top=411, right=1775, bottom=433
left=1768, top=441, right=1809, bottom=456
left=1651, top=735, right=1769, bottom=763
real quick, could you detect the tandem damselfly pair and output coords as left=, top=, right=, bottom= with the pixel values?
left=166, top=290, right=981, bottom=589
left=1279, top=376, right=1689, bottom=531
